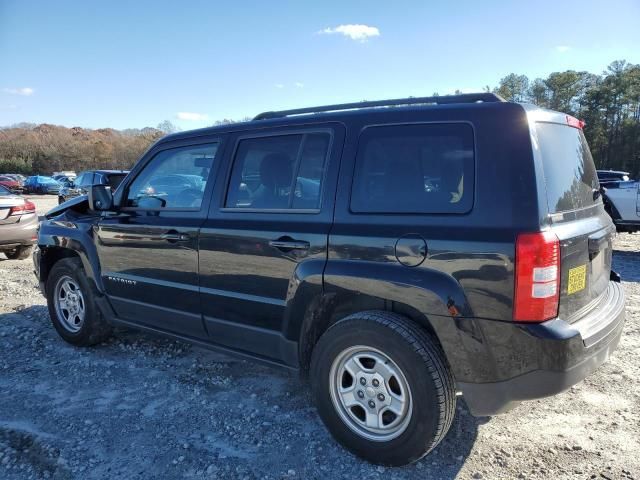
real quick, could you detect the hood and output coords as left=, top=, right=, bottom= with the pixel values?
left=45, top=194, right=89, bottom=219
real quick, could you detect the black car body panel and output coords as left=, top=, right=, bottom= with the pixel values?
left=34, top=96, right=625, bottom=416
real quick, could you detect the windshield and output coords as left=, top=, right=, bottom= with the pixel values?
left=536, top=122, right=599, bottom=214
left=0, top=185, right=11, bottom=195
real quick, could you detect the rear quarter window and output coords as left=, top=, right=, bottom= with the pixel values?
left=536, top=122, right=599, bottom=214
left=350, top=123, right=475, bottom=214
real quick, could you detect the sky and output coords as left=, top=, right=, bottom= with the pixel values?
left=1, top=0, right=639, bottom=130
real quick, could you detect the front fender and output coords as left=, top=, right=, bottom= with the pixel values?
left=37, top=211, right=104, bottom=293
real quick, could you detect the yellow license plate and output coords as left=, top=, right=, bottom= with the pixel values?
left=567, top=264, right=587, bottom=295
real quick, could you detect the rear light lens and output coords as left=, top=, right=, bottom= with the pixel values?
left=514, top=231, right=560, bottom=322
left=9, top=200, right=36, bottom=216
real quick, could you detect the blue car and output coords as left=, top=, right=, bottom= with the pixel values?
left=23, top=176, right=62, bottom=195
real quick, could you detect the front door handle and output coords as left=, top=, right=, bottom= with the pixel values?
left=269, top=237, right=310, bottom=251
left=161, top=232, right=190, bottom=242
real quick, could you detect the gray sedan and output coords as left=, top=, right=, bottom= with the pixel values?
left=0, top=185, right=38, bottom=259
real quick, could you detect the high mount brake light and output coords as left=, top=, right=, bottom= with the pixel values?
left=566, top=115, right=585, bottom=129
left=513, top=231, right=560, bottom=322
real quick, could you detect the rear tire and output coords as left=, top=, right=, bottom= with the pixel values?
left=4, top=245, right=32, bottom=260
left=310, top=311, right=456, bottom=466
left=46, top=257, right=112, bottom=346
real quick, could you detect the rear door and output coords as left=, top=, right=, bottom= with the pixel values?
left=534, top=121, right=614, bottom=321
left=198, top=124, right=344, bottom=364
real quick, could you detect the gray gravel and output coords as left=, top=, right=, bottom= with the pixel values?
left=0, top=196, right=638, bottom=479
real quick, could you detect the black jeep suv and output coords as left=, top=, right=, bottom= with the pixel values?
left=34, top=94, right=626, bottom=466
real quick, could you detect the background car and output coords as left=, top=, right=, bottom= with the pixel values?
left=53, top=173, right=76, bottom=184
left=1, top=174, right=26, bottom=187
left=23, top=175, right=62, bottom=195
left=601, top=180, right=640, bottom=233
left=597, top=169, right=631, bottom=186
left=0, top=175, right=23, bottom=193
left=58, top=169, right=128, bottom=204
left=0, top=184, right=38, bottom=259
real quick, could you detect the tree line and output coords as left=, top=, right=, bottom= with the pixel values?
left=0, top=123, right=166, bottom=175
left=493, top=60, right=640, bottom=177
left=1, top=60, right=638, bottom=177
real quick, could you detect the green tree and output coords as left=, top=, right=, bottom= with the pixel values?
left=494, top=74, right=530, bottom=102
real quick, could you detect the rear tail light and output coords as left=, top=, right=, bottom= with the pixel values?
left=9, top=200, right=36, bottom=216
left=513, top=231, right=560, bottom=322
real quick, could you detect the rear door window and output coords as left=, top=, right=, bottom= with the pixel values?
left=350, top=123, right=475, bottom=214
left=225, top=132, right=331, bottom=210
left=536, top=122, right=599, bottom=213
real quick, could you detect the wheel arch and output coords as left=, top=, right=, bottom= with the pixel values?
left=38, top=222, right=104, bottom=295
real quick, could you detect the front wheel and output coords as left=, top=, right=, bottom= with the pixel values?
left=46, top=257, right=112, bottom=346
left=310, top=311, right=456, bottom=466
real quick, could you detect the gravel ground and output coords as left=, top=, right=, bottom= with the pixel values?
left=0, top=195, right=638, bottom=480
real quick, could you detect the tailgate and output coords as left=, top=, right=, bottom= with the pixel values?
left=554, top=219, right=614, bottom=321
left=534, top=120, right=614, bottom=320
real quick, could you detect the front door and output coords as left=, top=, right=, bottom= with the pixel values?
left=198, top=125, right=344, bottom=364
left=96, top=139, right=223, bottom=338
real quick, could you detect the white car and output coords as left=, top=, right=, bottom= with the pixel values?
left=602, top=180, right=640, bottom=232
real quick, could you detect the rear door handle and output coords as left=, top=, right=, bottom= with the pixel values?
left=269, top=238, right=310, bottom=251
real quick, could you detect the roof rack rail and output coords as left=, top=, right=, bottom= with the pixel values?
left=253, top=92, right=505, bottom=121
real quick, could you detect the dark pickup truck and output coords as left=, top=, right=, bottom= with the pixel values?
left=34, top=93, right=625, bottom=466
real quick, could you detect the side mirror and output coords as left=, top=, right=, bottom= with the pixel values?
left=88, top=184, right=114, bottom=211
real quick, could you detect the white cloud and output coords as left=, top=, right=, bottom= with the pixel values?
left=555, top=45, right=571, bottom=53
left=3, top=87, right=34, bottom=96
left=294, top=82, right=304, bottom=88
left=176, top=112, right=209, bottom=121
left=275, top=83, right=284, bottom=89
left=318, top=24, right=380, bottom=42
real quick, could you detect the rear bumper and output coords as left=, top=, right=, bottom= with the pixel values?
left=0, top=214, right=38, bottom=249
left=459, top=280, right=626, bottom=416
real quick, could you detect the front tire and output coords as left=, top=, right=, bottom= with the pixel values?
left=310, top=311, right=456, bottom=466
left=46, top=257, right=112, bottom=346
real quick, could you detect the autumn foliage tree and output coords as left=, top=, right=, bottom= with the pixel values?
left=0, top=123, right=164, bottom=174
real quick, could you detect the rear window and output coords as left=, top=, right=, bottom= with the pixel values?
left=536, top=122, right=599, bottom=213
left=350, top=123, right=474, bottom=214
